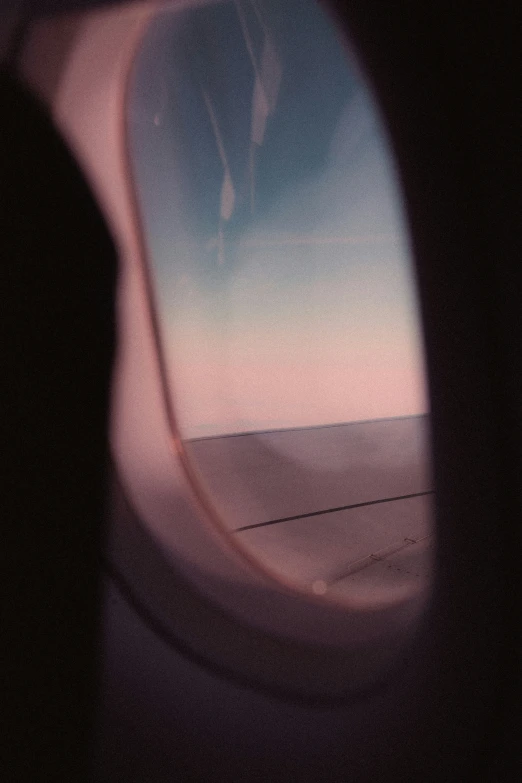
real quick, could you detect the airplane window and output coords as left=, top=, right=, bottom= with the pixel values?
left=127, top=0, right=434, bottom=606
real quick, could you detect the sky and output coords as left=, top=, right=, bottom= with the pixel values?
left=128, top=0, right=428, bottom=439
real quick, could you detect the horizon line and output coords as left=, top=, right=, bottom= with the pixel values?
left=185, top=412, right=429, bottom=443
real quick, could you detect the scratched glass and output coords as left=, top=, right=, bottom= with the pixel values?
left=128, top=0, right=434, bottom=603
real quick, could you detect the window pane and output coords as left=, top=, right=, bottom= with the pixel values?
left=128, top=0, right=433, bottom=604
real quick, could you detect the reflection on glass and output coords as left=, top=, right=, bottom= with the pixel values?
left=128, top=0, right=433, bottom=603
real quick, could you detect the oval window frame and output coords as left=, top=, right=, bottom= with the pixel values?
left=22, top=0, right=436, bottom=701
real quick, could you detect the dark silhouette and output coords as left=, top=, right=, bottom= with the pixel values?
left=1, top=68, right=117, bottom=780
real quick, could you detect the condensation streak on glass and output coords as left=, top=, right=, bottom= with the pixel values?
left=128, top=0, right=434, bottom=604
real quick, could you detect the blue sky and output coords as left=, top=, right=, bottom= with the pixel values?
left=128, top=0, right=427, bottom=438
